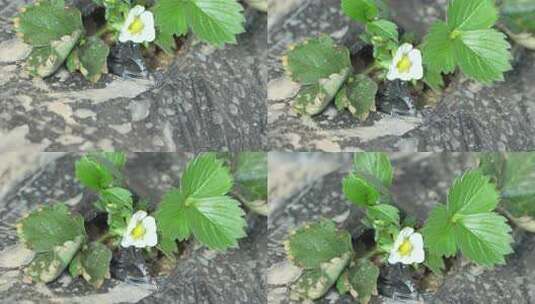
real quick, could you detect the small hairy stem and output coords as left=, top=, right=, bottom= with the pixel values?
left=362, top=63, right=381, bottom=75
left=95, top=25, right=113, bottom=37
left=97, top=232, right=115, bottom=243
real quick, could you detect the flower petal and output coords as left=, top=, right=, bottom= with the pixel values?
left=131, top=5, right=145, bottom=16
left=388, top=252, right=400, bottom=264
left=398, top=43, right=413, bottom=54
left=400, top=227, right=414, bottom=238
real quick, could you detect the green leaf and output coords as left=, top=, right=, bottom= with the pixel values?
left=293, top=70, right=350, bottom=116
left=155, top=189, right=190, bottom=257
left=424, top=250, right=445, bottom=274
left=285, top=219, right=353, bottom=269
left=422, top=0, right=511, bottom=83
left=353, top=152, right=393, bottom=187
left=343, top=173, right=381, bottom=207
left=336, top=270, right=350, bottom=295
left=80, top=242, right=112, bottom=288
left=367, top=204, right=400, bottom=225
left=422, top=205, right=457, bottom=256
left=423, top=65, right=445, bottom=92
left=447, top=170, right=500, bottom=216
left=341, top=0, right=378, bottom=23
left=75, top=153, right=125, bottom=191
left=15, top=0, right=83, bottom=47
left=68, top=252, right=83, bottom=278
left=70, top=36, right=110, bottom=83
left=233, top=152, right=268, bottom=216
left=479, top=153, right=535, bottom=221
left=422, top=170, right=514, bottom=266
left=454, top=29, right=512, bottom=84
left=100, top=187, right=133, bottom=212
left=17, top=203, right=85, bottom=253
left=291, top=254, right=350, bottom=300
left=153, top=0, right=245, bottom=49
left=347, top=259, right=380, bottom=303
left=14, top=0, right=83, bottom=78
left=99, top=187, right=133, bottom=235
left=25, top=235, right=84, bottom=283
left=367, top=19, right=398, bottom=43
left=454, top=212, right=513, bottom=266
left=26, top=31, right=82, bottom=78
left=283, top=35, right=352, bottom=85
left=501, top=0, right=535, bottom=49
left=422, top=21, right=457, bottom=74
left=501, top=0, right=535, bottom=33
left=448, top=0, right=497, bottom=31
left=181, top=153, right=233, bottom=199
left=156, top=154, right=247, bottom=252
left=184, top=196, right=247, bottom=250
left=335, top=74, right=378, bottom=120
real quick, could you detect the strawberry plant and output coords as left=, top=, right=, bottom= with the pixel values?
left=13, top=0, right=257, bottom=82
left=281, top=0, right=513, bottom=119
left=16, top=152, right=266, bottom=287
left=284, top=153, right=517, bottom=303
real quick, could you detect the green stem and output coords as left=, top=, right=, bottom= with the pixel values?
left=97, top=232, right=115, bottom=243
left=95, top=25, right=113, bottom=37
left=362, top=63, right=381, bottom=76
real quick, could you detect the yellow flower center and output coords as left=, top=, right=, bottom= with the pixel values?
left=398, top=239, right=413, bottom=256
left=131, top=222, right=146, bottom=240
left=128, top=17, right=145, bottom=35
left=396, top=55, right=412, bottom=73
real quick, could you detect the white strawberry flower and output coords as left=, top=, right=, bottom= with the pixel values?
left=121, top=210, right=157, bottom=248
left=388, top=227, right=425, bottom=265
left=119, top=5, right=156, bottom=44
left=387, top=43, right=423, bottom=81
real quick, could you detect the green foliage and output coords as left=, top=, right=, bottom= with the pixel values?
left=15, top=0, right=83, bottom=47
left=153, top=0, right=245, bottom=51
left=98, top=187, right=134, bottom=236
left=283, top=35, right=352, bottom=85
left=75, top=152, right=126, bottom=191
left=422, top=170, right=514, bottom=266
left=346, top=259, right=380, bottom=303
left=343, top=152, right=393, bottom=207
left=288, top=219, right=352, bottom=300
left=501, top=0, right=535, bottom=33
left=422, top=0, right=512, bottom=84
left=367, top=204, right=399, bottom=226
left=26, top=32, right=82, bottom=77
left=233, top=153, right=268, bottom=216
left=17, top=203, right=86, bottom=253
left=25, top=235, right=84, bottom=283
left=18, top=203, right=86, bottom=283
left=293, top=71, right=350, bottom=116
left=424, top=250, right=445, bottom=275
left=92, top=0, right=130, bottom=27
left=156, top=154, right=247, bottom=254
left=67, top=36, right=110, bottom=83
left=353, top=152, right=393, bottom=187
left=343, top=173, right=381, bottom=207
left=341, top=0, right=378, bottom=23
left=479, top=153, right=535, bottom=220
left=14, top=0, right=83, bottom=77
left=335, top=74, right=378, bottom=120
left=285, top=219, right=353, bottom=269
left=79, top=242, right=112, bottom=288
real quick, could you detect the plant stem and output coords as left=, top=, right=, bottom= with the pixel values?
left=97, top=232, right=115, bottom=243
left=362, top=63, right=380, bottom=76
left=95, top=25, right=113, bottom=37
